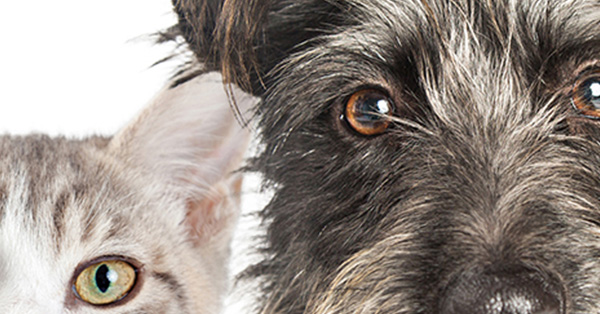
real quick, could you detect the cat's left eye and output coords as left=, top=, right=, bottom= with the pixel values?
left=74, top=258, right=138, bottom=306
left=571, top=68, right=600, bottom=118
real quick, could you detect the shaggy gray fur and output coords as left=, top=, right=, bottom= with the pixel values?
left=173, top=0, right=600, bottom=312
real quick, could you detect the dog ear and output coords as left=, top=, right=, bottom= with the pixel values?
left=172, top=0, right=344, bottom=95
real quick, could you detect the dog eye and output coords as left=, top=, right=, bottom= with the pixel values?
left=344, top=89, right=395, bottom=135
left=571, top=68, right=600, bottom=118
left=73, top=258, right=138, bottom=306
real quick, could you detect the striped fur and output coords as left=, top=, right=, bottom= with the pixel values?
left=0, top=72, right=254, bottom=313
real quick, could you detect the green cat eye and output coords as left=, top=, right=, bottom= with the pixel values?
left=74, top=259, right=137, bottom=305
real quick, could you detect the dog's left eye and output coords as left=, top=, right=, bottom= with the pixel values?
left=571, top=68, right=600, bottom=118
left=344, top=89, right=395, bottom=135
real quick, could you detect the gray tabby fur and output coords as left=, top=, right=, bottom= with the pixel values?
left=0, top=72, right=254, bottom=313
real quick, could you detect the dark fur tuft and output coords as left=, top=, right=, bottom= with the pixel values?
left=172, top=0, right=349, bottom=94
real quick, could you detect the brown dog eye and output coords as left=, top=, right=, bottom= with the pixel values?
left=345, top=89, right=395, bottom=135
left=571, top=69, right=600, bottom=118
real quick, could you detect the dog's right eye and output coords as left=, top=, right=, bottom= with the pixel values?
left=571, top=68, right=600, bottom=118
left=344, top=89, right=395, bottom=136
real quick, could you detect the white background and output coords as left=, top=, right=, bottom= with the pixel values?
left=0, top=1, right=264, bottom=312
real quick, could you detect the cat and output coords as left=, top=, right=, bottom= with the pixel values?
left=0, top=71, right=253, bottom=313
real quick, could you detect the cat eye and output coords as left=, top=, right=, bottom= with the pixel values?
left=344, top=89, right=395, bottom=135
left=74, top=258, right=138, bottom=306
left=571, top=68, right=600, bottom=118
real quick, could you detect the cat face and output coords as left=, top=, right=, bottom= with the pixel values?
left=0, top=73, right=253, bottom=313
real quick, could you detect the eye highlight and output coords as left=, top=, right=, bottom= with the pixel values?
left=74, top=259, right=137, bottom=306
left=344, top=89, right=395, bottom=135
left=571, top=68, right=600, bottom=118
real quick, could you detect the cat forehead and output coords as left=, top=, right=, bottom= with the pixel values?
left=0, top=135, right=118, bottom=219
left=0, top=135, right=185, bottom=246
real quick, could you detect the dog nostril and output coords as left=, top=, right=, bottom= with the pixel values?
left=440, top=266, right=565, bottom=314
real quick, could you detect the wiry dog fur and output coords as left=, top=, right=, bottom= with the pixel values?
left=173, top=0, right=600, bottom=313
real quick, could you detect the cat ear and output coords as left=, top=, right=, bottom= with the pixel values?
left=171, top=0, right=345, bottom=95
left=109, top=72, right=255, bottom=244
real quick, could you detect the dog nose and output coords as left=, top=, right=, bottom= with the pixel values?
left=440, top=266, right=564, bottom=314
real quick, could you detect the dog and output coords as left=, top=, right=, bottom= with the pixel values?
left=172, top=0, right=600, bottom=313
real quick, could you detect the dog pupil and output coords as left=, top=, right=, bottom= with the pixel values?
left=356, top=95, right=391, bottom=123
left=95, top=264, right=111, bottom=293
left=587, top=80, right=600, bottom=109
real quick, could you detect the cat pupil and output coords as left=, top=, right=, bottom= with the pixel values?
left=95, top=264, right=111, bottom=293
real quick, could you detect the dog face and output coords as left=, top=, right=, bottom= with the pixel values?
left=174, top=0, right=600, bottom=313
